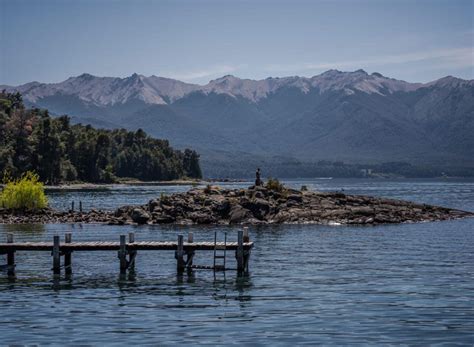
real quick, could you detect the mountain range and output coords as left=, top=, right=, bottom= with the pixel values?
left=2, top=69, right=473, bottom=177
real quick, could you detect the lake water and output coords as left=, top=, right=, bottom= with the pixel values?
left=1, top=179, right=473, bottom=345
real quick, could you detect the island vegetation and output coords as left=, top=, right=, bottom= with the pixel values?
left=0, top=91, right=202, bottom=184
left=0, top=171, right=48, bottom=210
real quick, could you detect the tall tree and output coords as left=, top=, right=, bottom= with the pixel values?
left=34, top=113, right=62, bottom=184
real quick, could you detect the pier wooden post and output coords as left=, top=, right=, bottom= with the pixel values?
left=176, top=234, right=185, bottom=273
left=236, top=229, right=244, bottom=273
left=79, top=201, right=83, bottom=213
left=128, top=232, right=136, bottom=270
left=64, top=233, right=72, bottom=275
left=243, top=229, right=250, bottom=272
left=71, top=201, right=74, bottom=212
left=186, top=232, right=194, bottom=268
left=119, top=235, right=127, bottom=274
left=243, top=227, right=249, bottom=242
left=52, top=236, right=61, bottom=275
left=7, top=233, right=15, bottom=276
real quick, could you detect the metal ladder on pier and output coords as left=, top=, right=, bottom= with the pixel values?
left=213, top=231, right=227, bottom=271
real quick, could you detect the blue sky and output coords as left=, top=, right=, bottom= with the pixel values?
left=1, top=0, right=472, bottom=85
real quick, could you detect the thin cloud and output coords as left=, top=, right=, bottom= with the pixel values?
left=265, top=47, right=473, bottom=73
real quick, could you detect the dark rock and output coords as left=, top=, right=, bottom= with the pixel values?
left=241, top=198, right=270, bottom=220
left=189, top=212, right=217, bottom=224
left=229, top=205, right=252, bottom=224
left=148, top=199, right=160, bottom=211
left=286, top=199, right=300, bottom=207
left=204, top=198, right=216, bottom=206
left=321, top=209, right=348, bottom=218
left=272, top=211, right=291, bottom=223
left=213, top=199, right=231, bottom=216
left=349, top=206, right=373, bottom=216
left=270, top=191, right=283, bottom=200
left=254, top=186, right=268, bottom=194
left=114, top=205, right=133, bottom=217
left=153, top=214, right=175, bottom=224
left=131, top=208, right=150, bottom=224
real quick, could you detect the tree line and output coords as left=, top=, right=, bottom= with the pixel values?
left=0, top=91, right=202, bottom=184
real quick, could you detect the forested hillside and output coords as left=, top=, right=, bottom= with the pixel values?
left=0, top=91, right=201, bottom=184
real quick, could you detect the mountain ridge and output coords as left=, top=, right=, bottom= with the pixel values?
left=4, top=70, right=472, bottom=107
left=2, top=70, right=473, bottom=177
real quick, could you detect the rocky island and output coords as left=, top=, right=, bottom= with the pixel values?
left=1, top=184, right=472, bottom=225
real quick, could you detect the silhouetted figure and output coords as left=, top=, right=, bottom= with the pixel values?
left=255, top=168, right=262, bottom=186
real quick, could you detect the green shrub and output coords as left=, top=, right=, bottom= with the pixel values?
left=0, top=171, right=48, bottom=210
left=265, top=177, right=285, bottom=192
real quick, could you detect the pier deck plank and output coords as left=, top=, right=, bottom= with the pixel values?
left=0, top=241, right=253, bottom=252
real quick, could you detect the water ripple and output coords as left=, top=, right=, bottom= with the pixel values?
left=1, top=179, right=474, bottom=344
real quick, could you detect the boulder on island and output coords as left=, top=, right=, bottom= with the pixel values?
left=131, top=208, right=150, bottom=224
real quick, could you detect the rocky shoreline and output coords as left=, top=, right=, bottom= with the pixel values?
left=1, top=185, right=473, bottom=225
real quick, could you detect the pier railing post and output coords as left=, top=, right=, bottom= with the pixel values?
left=52, top=235, right=61, bottom=275
left=64, top=233, right=72, bottom=275
left=186, top=232, right=194, bottom=269
left=118, top=235, right=127, bottom=274
left=243, top=227, right=249, bottom=242
left=176, top=234, right=184, bottom=273
left=243, top=228, right=251, bottom=272
left=236, top=229, right=244, bottom=273
left=128, top=232, right=136, bottom=270
left=7, top=233, right=15, bottom=276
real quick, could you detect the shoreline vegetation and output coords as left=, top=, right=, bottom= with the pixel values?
left=1, top=182, right=472, bottom=225
left=0, top=91, right=202, bottom=185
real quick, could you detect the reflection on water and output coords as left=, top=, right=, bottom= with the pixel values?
left=1, top=223, right=46, bottom=235
left=0, top=179, right=474, bottom=345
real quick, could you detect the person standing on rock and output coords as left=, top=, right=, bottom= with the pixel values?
left=255, top=168, right=262, bottom=186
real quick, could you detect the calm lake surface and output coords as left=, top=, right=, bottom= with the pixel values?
left=1, top=179, right=473, bottom=345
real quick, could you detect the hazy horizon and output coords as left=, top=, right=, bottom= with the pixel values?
left=1, top=0, right=472, bottom=86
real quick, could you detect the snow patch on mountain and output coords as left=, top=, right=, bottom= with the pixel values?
left=4, top=70, right=471, bottom=106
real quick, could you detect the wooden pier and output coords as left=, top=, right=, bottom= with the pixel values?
left=0, top=229, right=253, bottom=276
